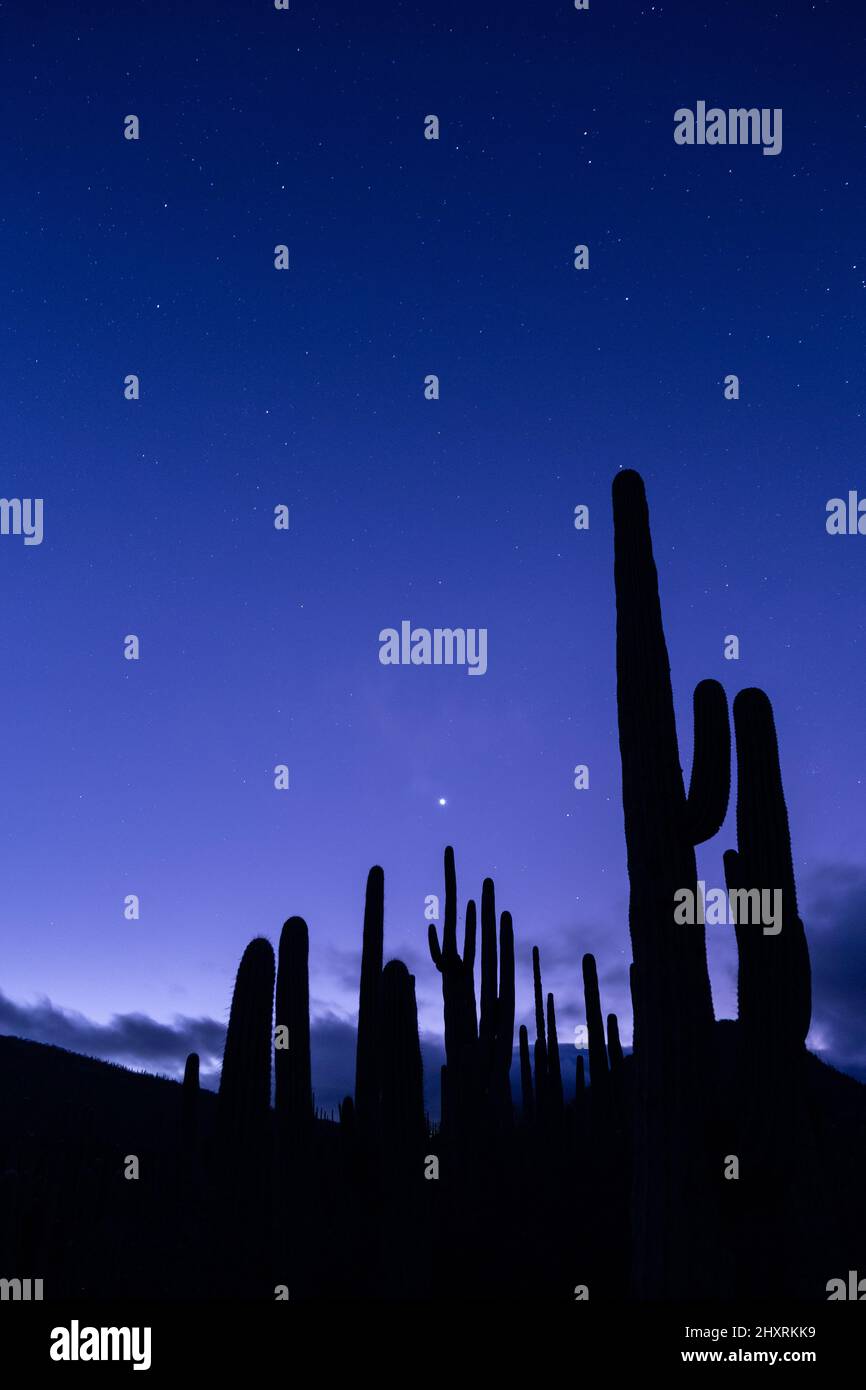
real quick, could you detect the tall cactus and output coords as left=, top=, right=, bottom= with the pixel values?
left=628, top=962, right=640, bottom=1059
left=180, top=1051, right=199, bottom=1158
left=724, top=688, right=811, bottom=1050
left=380, top=960, right=425, bottom=1164
left=546, top=992, right=564, bottom=1115
left=355, top=866, right=384, bottom=1138
left=275, top=915, right=313, bottom=1135
left=493, top=911, right=516, bottom=1124
left=477, top=879, right=515, bottom=1128
left=216, top=936, right=276, bottom=1166
left=606, top=1013, right=627, bottom=1133
left=724, top=686, right=812, bottom=1250
left=575, top=1053, right=585, bottom=1095
left=428, top=847, right=478, bottom=1139
left=582, top=954, right=610, bottom=1103
left=606, top=1014, right=624, bottom=1074
left=531, top=946, right=549, bottom=1118
left=518, top=1024, right=534, bottom=1123
left=613, top=468, right=731, bottom=1298
left=479, top=877, right=498, bottom=1068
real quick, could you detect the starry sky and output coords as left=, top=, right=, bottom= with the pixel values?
left=1, top=0, right=864, bottom=1109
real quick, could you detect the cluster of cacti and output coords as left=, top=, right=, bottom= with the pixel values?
left=6, top=468, right=848, bottom=1305
left=178, top=469, right=821, bottom=1301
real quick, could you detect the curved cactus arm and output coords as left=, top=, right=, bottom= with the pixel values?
left=427, top=847, right=478, bottom=1104
left=722, top=846, right=743, bottom=892
left=428, top=921, right=443, bottom=969
left=686, top=679, right=731, bottom=846
left=428, top=846, right=475, bottom=970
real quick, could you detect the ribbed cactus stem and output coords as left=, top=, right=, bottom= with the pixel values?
left=479, top=877, right=498, bottom=1060
left=686, top=680, right=731, bottom=844
left=613, top=469, right=727, bottom=1297
left=181, top=1051, right=199, bottom=1154
left=476, top=881, right=515, bottom=1129
left=492, top=910, right=516, bottom=1124
left=726, top=688, right=811, bottom=1048
left=532, top=946, right=546, bottom=1049
left=582, top=953, right=609, bottom=1097
left=217, top=937, right=276, bottom=1160
left=355, top=865, right=384, bottom=1136
left=607, top=1013, right=624, bottom=1073
left=532, top=947, right=549, bottom=1116
left=518, top=1024, right=534, bottom=1122
left=629, top=961, right=640, bottom=1059
left=546, top=992, right=564, bottom=1112
left=275, top=915, right=313, bottom=1133
left=380, top=960, right=425, bottom=1160
left=428, top=848, right=478, bottom=1142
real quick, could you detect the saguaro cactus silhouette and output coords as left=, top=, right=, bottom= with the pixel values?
left=275, top=915, right=313, bottom=1136
left=180, top=1051, right=199, bottom=1158
left=531, top=946, right=549, bottom=1119
left=612, top=468, right=731, bottom=1297
left=217, top=938, right=275, bottom=1151
left=582, top=953, right=609, bottom=1103
left=724, top=688, right=811, bottom=1050
left=355, top=865, right=385, bottom=1140
left=518, top=1024, right=535, bottom=1123
left=545, top=992, right=563, bottom=1116
left=428, top=847, right=478, bottom=1139
left=380, top=960, right=425, bottom=1163
left=724, top=685, right=813, bottom=1240
left=477, top=879, right=516, bottom=1129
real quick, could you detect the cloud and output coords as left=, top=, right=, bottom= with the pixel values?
left=803, top=863, right=866, bottom=1081
left=2, top=860, right=862, bottom=1121
left=0, top=989, right=448, bottom=1116
left=0, top=988, right=226, bottom=1078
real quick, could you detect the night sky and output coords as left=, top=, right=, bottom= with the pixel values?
left=1, top=0, right=864, bottom=1109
